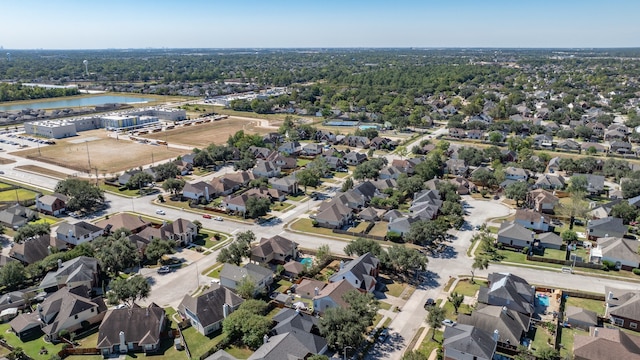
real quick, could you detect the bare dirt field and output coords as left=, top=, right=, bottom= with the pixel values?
left=13, top=129, right=188, bottom=174
left=142, top=117, right=272, bottom=148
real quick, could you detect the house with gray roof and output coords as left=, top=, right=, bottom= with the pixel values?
left=344, top=151, right=367, bottom=166
left=248, top=331, right=328, bottom=360
left=587, top=217, right=626, bottom=240
left=604, top=287, right=640, bottom=332
left=56, top=221, right=103, bottom=246
left=574, top=173, right=605, bottom=195
left=329, top=253, right=379, bottom=293
left=0, top=204, right=38, bottom=229
left=183, top=181, right=213, bottom=202
left=536, top=232, right=563, bottom=250
left=457, top=305, right=530, bottom=345
left=314, top=198, right=352, bottom=229
left=97, top=303, right=166, bottom=355
left=504, top=167, right=528, bottom=181
left=387, top=216, right=418, bottom=236
left=497, top=221, right=534, bottom=249
left=250, top=235, right=298, bottom=265
left=443, top=323, right=497, bottom=360
left=269, top=174, right=299, bottom=194
left=9, top=234, right=65, bottom=264
left=590, top=237, right=640, bottom=270
left=36, top=193, right=68, bottom=216
left=40, top=256, right=99, bottom=291
left=534, top=174, right=565, bottom=190
left=478, top=273, right=535, bottom=316
left=252, top=159, right=281, bottom=178
left=178, top=284, right=244, bottom=336
left=219, top=263, right=274, bottom=295
left=573, top=326, right=640, bottom=360
left=565, top=306, right=598, bottom=330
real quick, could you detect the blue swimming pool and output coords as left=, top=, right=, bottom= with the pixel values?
left=299, top=257, right=313, bottom=268
left=537, top=295, right=550, bottom=307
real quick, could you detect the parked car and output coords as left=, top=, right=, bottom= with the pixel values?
left=442, top=319, right=457, bottom=327
left=157, top=266, right=171, bottom=274
left=202, top=214, right=212, bottom=219
left=156, top=209, right=166, bottom=215
left=214, top=216, right=223, bottom=221
left=378, top=328, right=389, bottom=342
left=424, top=298, right=435, bottom=308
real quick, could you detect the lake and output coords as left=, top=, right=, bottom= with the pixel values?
left=0, top=95, right=156, bottom=112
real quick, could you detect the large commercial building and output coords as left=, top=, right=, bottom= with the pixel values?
left=24, top=107, right=186, bottom=139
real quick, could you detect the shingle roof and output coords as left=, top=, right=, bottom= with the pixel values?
left=565, top=306, right=598, bottom=326
left=478, top=273, right=535, bottom=315
left=443, top=323, right=496, bottom=359
left=313, top=279, right=356, bottom=309
left=498, top=221, right=534, bottom=242
left=97, top=303, right=165, bottom=349
left=178, top=284, right=243, bottom=329
left=605, top=287, right=640, bottom=322
left=457, top=305, right=529, bottom=344
left=329, top=253, right=379, bottom=292
left=252, top=235, right=298, bottom=258
left=248, top=331, right=326, bottom=360
left=573, top=326, right=640, bottom=360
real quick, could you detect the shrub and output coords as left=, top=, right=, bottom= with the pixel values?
left=213, top=233, right=221, bottom=240
left=602, top=260, right=618, bottom=270
left=633, top=268, right=640, bottom=275
left=522, top=246, right=529, bottom=254
left=311, top=219, right=319, bottom=227
left=386, top=231, right=402, bottom=242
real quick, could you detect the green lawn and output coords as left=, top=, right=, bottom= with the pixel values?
left=417, top=329, right=443, bottom=358
left=348, top=221, right=370, bottom=234
left=181, top=326, right=226, bottom=360
left=0, top=188, right=38, bottom=202
left=274, top=279, right=293, bottom=293
left=558, top=326, right=578, bottom=359
left=453, top=279, right=488, bottom=297
left=225, top=345, right=253, bottom=359
left=565, top=297, right=605, bottom=316
left=98, top=183, right=139, bottom=197
left=530, top=326, right=555, bottom=354
left=368, top=221, right=389, bottom=237
left=193, top=229, right=225, bottom=249
left=287, top=194, right=307, bottom=201
left=289, top=218, right=353, bottom=240
left=207, top=265, right=224, bottom=279
left=378, top=301, right=392, bottom=311
left=271, top=202, right=294, bottom=212
left=296, top=159, right=311, bottom=167
left=31, top=216, right=59, bottom=226
left=543, top=248, right=568, bottom=261
left=496, top=249, right=527, bottom=263
left=0, top=323, right=64, bottom=360
left=380, top=277, right=407, bottom=298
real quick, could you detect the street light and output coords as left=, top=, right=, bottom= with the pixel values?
left=343, top=345, right=354, bottom=360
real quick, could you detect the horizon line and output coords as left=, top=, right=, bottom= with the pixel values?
left=3, top=46, right=640, bottom=51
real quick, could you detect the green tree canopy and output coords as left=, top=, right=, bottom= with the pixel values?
left=0, top=261, right=26, bottom=289
left=109, top=275, right=150, bottom=306
left=54, top=178, right=105, bottom=212
left=144, top=238, right=175, bottom=263
left=13, top=222, right=49, bottom=243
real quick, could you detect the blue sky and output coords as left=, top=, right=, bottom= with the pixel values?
left=1, top=0, right=638, bottom=49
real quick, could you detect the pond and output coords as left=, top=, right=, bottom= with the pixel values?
left=0, top=95, right=156, bottom=111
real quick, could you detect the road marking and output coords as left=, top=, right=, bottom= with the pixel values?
left=231, top=229, right=240, bottom=235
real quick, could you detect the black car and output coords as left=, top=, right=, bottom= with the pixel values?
left=424, top=298, right=435, bottom=308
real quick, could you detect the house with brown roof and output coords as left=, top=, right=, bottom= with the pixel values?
left=573, top=326, right=640, bottom=360
left=312, top=279, right=357, bottom=314
left=36, top=193, right=68, bottom=216
left=605, top=287, right=640, bottom=331
left=9, top=234, right=65, bottom=264
left=565, top=306, right=598, bottom=330
left=210, top=177, right=242, bottom=197
left=56, top=221, right=103, bottom=246
left=97, top=303, right=166, bottom=355
left=250, top=235, right=299, bottom=265
left=526, top=189, right=559, bottom=213
left=225, top=171, right=255, bottom=186
left=95, top=213, right=151, bottom=234
left=269, top=174, right=299, bottom=194
left=294, top=278, right=326, bottom=299
left=136, top=218, right=198, bottom=246
left=314, top=200, right=352, bottom=229
left=514, top=209, right=552, bottom=232
left=183, top=181, right=214, bottom=202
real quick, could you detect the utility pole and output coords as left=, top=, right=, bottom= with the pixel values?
left=85, top=141, right=92, bottom=174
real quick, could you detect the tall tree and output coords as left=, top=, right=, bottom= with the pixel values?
left=0, top=261, right=26, bottom=289
left=504, top=181, right=529, bottom=207
left=13, top=223, right=50, bottom=243
left=144, top=238, right=174, bottom=263
left=217, top=234, right=252, bottom=265
left=109, top=275, right=150, bottom=306
left=344, top=237, right=383, bottom=258
left=55, top=178, right=105, bottom=212
left=471, top=256, right=490, bottom=283
left=162, top=178, right=185, bottom=195
left=426, top=306, right=445, bottom=340
left=447, top=292, right=464, bottom=314
left=319, top=290, right=378, bottom=350
left=92, top=233, right=141, bottom=275
left=245, top=197, right=271, bottom=218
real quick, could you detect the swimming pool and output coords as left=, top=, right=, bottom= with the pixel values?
left=299, top=257, right=313, bottom=268
left=537, top=294, right=550, bottom=307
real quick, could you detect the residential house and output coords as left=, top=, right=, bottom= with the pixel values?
left=458, top=305, right=530, bottom=345
left=378, top=166, right=403, bottom=180
left=581, top=142, right=608, bottom=153
left=467, top=129, right=484, bottom=140
left=324, top=156, right=346, bottom=171
left=536, top=232, right=563, bottom=250
left=173, top=160, right=193, bottom=175
left=533, top=134, right=553, bottom=148
left=210, top=177, right=242, bottom=197
left=574, top=173, right=605, bottom=195
left=0, top=204, right=38, bottom=229
left=301, top=143, right=323, bottom=156
left=587, top=122, right=606, bottom=137
left=178, top=284, right=244, bottom=336
left=587, top=217, right=626, bottom=240
left=556, top=139, right=581, bottom=152
left=610, top=141, right=633, bottom=154
left=329, top=253, right=379, bottom=293
left=250, top=235, right=298, bottom=265
left=358, top=207, right=380, bottom=222
left=504, top=167, right=528, bottom=181
left=588, top=199, right=623, bottom=219
left=56, top=221, right=103, bottom=246
left=278, top=141, right=302, bottom=156
left=244, top=187, right=286, bottom=202
left=497, top=221, right=534, bottom=249
left=36, top=285, right=106, bottom=341
left=183, top=181, right=214, bottom=202
left=443, top=324, right=497, bottom=360
left=219, top=263, right=274, bottom=295
left=589, top=237, right=640, bottom=270
left=265, top=151, right=296, bottom=170
left=137, top=218, right=198, bottom=246
left=344, top=151, right=367, bottom=166
left=248, top=146, right=273, bottom=160
left=314, top=200, right=352, bottom=229
left=547, top=157, right=562, bottom=173
left=225, top=171, right=255, bottom=187
left=223, top=193, right=253, bottom=214
left=514, top=209, right=552, bottom=232
left=477, top=272, right=535, bottom=316
left=40, top=256, right=99, bottom=290
left=604, top=287, right=640, bottom=332
left=282, top=261, right=305, bottom=279
left=573, top=326, right=640, bottom=360
left=248, top=331, right=327, bottom=360
left=467, top=113, right=493, bottom=125
left=97, top=303, right=166, bottom=355
left=604, top=129, right=628, bottom=142
left=315, top=130, right=336, bottom=143
left=564, top=306, right=598, bottom=330
left=252, top=160, right=280, bottom=178
left=294, top=278, right=326, bottom=299
left=449, top=128, right=466, bottom=139
left=534, top=174, right=565, bottom=190
left=445, top=159, right=468, bottom=176
left=118, top=168, right=156, bottom=186
left=269, top=174, right=299, bottom=194
left=35, top=193, right=68, bottom=216
left=387, top=216, right=419, bottom=236
left=370, top=136, right=396, bottom=150
left=312, top=279, right=357, bottom=314
left=9, top=235, right=65, bottom=264
left=343, top=135, right=370, bottom=148
left=95, top=213, right=151, bottom=235
left=527, top=189, right=559, bottom=213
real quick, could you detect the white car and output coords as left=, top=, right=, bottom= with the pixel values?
left=155, top=209, right=166, bottom=215
left=442, top=319, right=457, bottom=327
left=214, top=216, right=223, bottom=221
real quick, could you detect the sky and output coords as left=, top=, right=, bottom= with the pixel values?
left=1, top=0, right=638, bottom=49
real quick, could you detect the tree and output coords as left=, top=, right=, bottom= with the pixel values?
left=426, top=306, right=445, bottom=340
left=13, top=223, right=50, bottom=243
left=386, top=245, right=428, bottom=278
left=344, top=237, right=383, bottom=258
left=405, top=218, right=450, bottom=251
left=504, top=181, right=529, bottom=206
left=162, top=178, right=185, bottom=195
left=471, top=168, right=497, bottom=189
left=341, top=177, right=354, bottom=192
left=488, top=131, right=503, bottom=144
left=144, top=238, right=174, bottom=263
left=236, top=277, right=257, bottom=299
left=110, top=275, right=150, bottom=306
left=447, top=292, right=464, bottom=314
left=567, top=175, right=588, bottom=195
left=216, top=235, right=251, bottom=265
left=535, top=347, right=560, bottom=360
left=397, top=174, right=424, bottom=197
left=557, top=193, right=589, bottom=230
left=611, top=201, right=639, bottom=225
left=245, top=197, right=271, bottom=218
left=297, top=168, right=321, bottom=192
left=239, top=299, right=269, bottom=316
left=222, top=308, right=272, bottom=350
left=471, top=256, right=490, bottom=283
left=153, top=162, right=180, bottom=181
left=92, top=234, right=141, bottom=275
left=561, top=230, right=578, bottom=244
left=622, top=178, right=640, bottom=199
left=315, top=244, right=332, bottom=266
left=55, top=178, right=105, bottom=212
left=0, top=261, right=26, bottom=289
left=307, top=355, right=329, bottom=360
left=319, top=290, right=378, bottom=350
left=126, top=171, right=154, bottom=191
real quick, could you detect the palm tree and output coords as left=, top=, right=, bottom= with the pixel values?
left=471, top=256, right=490, bottom=284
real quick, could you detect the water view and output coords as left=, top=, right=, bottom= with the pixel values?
left=0, top=95, right=156, bottom=112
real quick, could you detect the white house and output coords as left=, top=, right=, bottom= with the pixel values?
left=56, top=221, right=103, bottom=246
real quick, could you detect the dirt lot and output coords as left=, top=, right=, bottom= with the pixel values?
left=143, top=117, right=272, bottom=148
left=13, top=129, right=188, bottom=174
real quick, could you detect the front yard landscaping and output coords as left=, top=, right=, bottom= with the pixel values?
left=453, top=278, right=487, bottom=297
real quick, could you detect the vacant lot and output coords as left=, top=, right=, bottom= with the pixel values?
left=13, top=129, right=188, bottom=174
left=143, top=117, right=271, bottom=148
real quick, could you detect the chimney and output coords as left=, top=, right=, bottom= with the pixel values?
left=608, top=291, right=614, bottom=300
left=502, top=306, right=507, bottom=314
left=146, top=307, right=149, bottom=316
left=263, top=334, right=269, bottom=345
left=57, top=259, right=63, bottom=269
left=205, top=186, right=210, bottom=200
left=314, top=287, right=320, bottom=296
left=594, top=328, right=599, bottom=337
left=493, top=329, right=499, bottom=342
left=223, top=303, right=231, bottom=319
left=119, top=331, right=127, bottom=353
left=339, top=260, right=345, bottom=270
